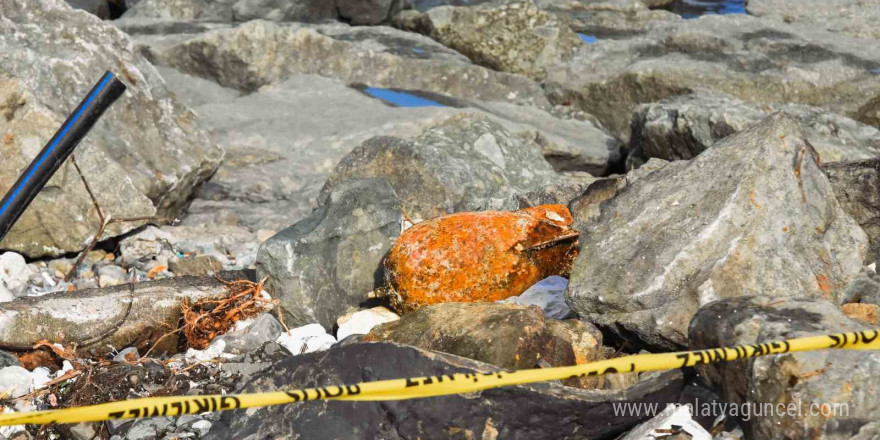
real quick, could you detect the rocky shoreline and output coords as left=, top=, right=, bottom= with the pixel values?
left=1, top=0, right=880, bottom=439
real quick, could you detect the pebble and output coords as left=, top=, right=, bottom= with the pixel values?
left=113, top=347, right=141, bottom=363
left=191, top=420, right=212, bottom=436
left=336, top=307, right=400, bottom=341
left=276, top=324, right=337, bottom=355
left=98, top=265, right=128, bottom=288
left=0, top=252, right=30, bottom=298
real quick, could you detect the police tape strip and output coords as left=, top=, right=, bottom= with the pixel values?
left=0, top=329, right=877, bottom=426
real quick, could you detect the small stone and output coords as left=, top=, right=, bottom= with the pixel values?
left=191, top=420, right=212, bottom=436
left=98, top=265, right=127, bottom=288
left=169, top=255, right=221, bottom=276
left=68, top=423, right=97, bottom=440
left=215, top=313, right=284, bottom=355
left=336, top=307, right=400, bottom=341
left=842, top=303, right=879, bottom=325
left=0, top=252, right=30, bottom=298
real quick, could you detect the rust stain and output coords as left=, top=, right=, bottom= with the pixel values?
left=782, top=226, right=789, bottom=232
left=815, top=274, right=832, bottom=295
left=749, top=191, right=762, bottom=210
left=384, top=205, right=579, bottom=314
left=2, top=132, right=12, bottom=145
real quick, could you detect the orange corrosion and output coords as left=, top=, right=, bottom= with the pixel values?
left=383, top=204, right=579, bottom=314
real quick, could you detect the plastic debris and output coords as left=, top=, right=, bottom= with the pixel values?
left=336, top=307, right=400, bottom=341
left=276, top=324, right=337, bottom=355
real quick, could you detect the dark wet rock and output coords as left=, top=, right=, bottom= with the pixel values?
left=0, top=350, right=20, bottom=369
left=822, top=158, right=880, bottom=263
left=65, top=0, right=111, bottom=18
left=138, top=20, right=549, bottom=107
left=205, top=341, right=686, bottom=440
left=842, top=269, right=880, bottom=307
left=628, top=92, right=880, bottom=169
left=336, top=0, right=410, bottom=25
left=747, top=0, right=880, bottom=41
left=395, top=1, right=581, bottom=81
left=321, top=114, right=561, bottom=219
left=544, top=14, right=880, bottom=141
left=364, top=302, right=603, bottom=387
left=256, top=179, right=402, bottom=330
left=567, top=114, right=868, bottom=349
left=0, top=0, right=223, bottom=258
left=690, top=297, right=880, bottom=440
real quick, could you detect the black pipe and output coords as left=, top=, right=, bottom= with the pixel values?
left=0, top=71, right=127, bottom=243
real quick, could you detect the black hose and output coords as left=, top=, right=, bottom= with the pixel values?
left=0, top=71, right=127, bottom=243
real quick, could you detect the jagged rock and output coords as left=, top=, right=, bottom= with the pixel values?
left=395, top=1, right=581, bottom=81
left=689, top=297, right=880, bottom=440
left=137, top=20, right=549, bottom=107
left=0, top=272, right=252, bottom=355
left=215, top=313, right=284, bottom=355
left=122, top=0, right=407, bottom=25
left=567, top=114, right=868, bottom=349
left=204, top=342, right=686, bottom=439
left=481, top=181, right=594, bottom=212
left=322, top=114, right=561, bottom=219
left=544, top=14, right=880, bottom=140
left=747, top=0, right=880, bottom=41
left=365, top=302, right=602, bottom=382
left=0, top=0, right=223, bottom=257
left=841, top=268, right=880, bottom=307
left=823, top=158, right=880, bottom=263
left=121, top=0, right=336, bottom=22
left=628, top=92, right=880, bottom=168
left=157, top=71, right=610, bottom=230
left=255, top=179, right=402, bottom=330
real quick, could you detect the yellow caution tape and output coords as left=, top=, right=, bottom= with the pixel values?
left=0, top=329, right=877, bottom=427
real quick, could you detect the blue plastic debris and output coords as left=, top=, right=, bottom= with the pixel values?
left=362, top=87, right=446, bottom=108
left=577, top=33, right=598, bottom=44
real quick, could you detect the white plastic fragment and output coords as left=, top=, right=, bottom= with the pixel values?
left=620, top=404, right=711, bottom=440
left=276, top=324, right=337, bottom=355
left=184, top=339, right=236, bottom=363
left=336, top=307, right=400, bottom=341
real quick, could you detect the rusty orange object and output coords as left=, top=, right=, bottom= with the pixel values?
left=382, top=204, right=579, bottom=314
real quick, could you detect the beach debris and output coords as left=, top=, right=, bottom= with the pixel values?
left=379, top=204, right=579, bottom=313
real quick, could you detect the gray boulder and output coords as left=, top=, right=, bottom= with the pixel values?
left=255, top=179, right=402, bottom=330
left=747, top=0, right=880, bottom=41
left=690, top=297, right=880, bottom=440
left=628, top=92, right=880, bottom=168
left=136, top=20, right=549, bottom=107
left=122, top=0, right=407, bottom=24
left=204, top=341, right=686, bottom=440
left=567, top=113, right=868, bottom=349
left=544, top=14, right=880, bottom=141
left=0, top=0, right=223, bottom=257
left=158, top=71, right=610, bottom=231
left=321, top=113, right=562, bottom=219
left=394, top=1, right=582, bottom=81
left=823, top=158, right=880, bottom=264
